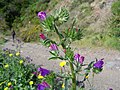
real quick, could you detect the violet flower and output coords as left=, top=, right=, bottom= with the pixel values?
left=41, top=81, right=50, bottom=88
left=94, top=59, right=104, bottom=69
left=109, top=88, right=113, bottom=90
left=74, top=53, right=80, bottom=61
left=49, top=44, right=58, bottom=51
left=37, top=67, right=50, bottom=76
left=37, top=84, right=45, bottom=90
left=79, top=56, right=84, bottom=64
left=37, top=82, right=50, bottom=90
left=39, top=33, right=46, bottom=40
left=38, top=11, right=46, bottom=20
left=74, top=53, right=84, bottom=64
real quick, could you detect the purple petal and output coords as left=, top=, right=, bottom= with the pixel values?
left=38, top=67, right=50, bottom=76
left=79, top=56, right=84, bottom=64
left=109, top=88, right=113, bottom=90
left=41, top=81, right=50, bottom=88
left=74, top=53, right=80, bottom=61
left=49, top=44, right=58, bottom=51
left=39, top=33, right=46, bottom=40
left=37, top=84, right=45, bottom=90
left=94, top=59, right=104, bottom=69
left=38, top=11, right=46, bottom=20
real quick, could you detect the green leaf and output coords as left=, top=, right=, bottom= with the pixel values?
left=53, top=8, right=69, bottom=24
left=88, top=61, right=94, bottom=69
left=42, top=16, right=54, bottom=32
left=49, top=51, right=57, bottom=56
left=49, top=57, right=59, bottom=60
left=93, top=68, right=103, bottom=74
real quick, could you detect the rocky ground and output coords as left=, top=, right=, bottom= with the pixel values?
left=1, top=38, right=120, bottom=90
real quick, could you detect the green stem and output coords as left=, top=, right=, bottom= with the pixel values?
left=54, top=22, right=64, bottom=39
left=91, top=72, right=94, bottom=89
left=54, top=21, right=76, bottom=90
left=65, top=78, right=68, bottom=90
left=54, top=22, right=66, bottom=48
left=69, top=61, right=76, bottom=90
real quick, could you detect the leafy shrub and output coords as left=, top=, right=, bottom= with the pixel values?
left=110, top=1, right=120, bottom=37
left=0, top=0, right=33, bottom=30
left=19, top=24, right=42, bottom=42
left=104, top=36, right=120, bottom=50
left=0, top=49, right=56, bottom=90
left=111, top=1, right=120, bottom=16
left=12, top=0, right=58, bottom=42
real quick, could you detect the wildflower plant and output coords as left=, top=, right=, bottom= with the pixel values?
left=38, top=8, right=104, bottom=90
left=0, top=49, right=54, bottom=90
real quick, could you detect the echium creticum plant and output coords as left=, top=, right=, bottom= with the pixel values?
left=38, top=8, right=104, bottom=90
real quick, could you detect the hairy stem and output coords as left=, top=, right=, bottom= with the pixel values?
left=69, top=61, right=76, bottom=90
left=54, top=22, right=76, bottom=90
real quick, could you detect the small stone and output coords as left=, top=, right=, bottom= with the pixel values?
left=116, top=58, right=120, bottom=61
left=116, top=67, right=119, bottom=69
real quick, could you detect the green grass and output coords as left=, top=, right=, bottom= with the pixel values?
left=0, top=35, right=7, bottom=45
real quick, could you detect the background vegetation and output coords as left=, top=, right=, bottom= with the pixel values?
left=0, top=0, right=120, bottom=50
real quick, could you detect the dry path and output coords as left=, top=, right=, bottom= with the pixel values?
left=2, top=39, right=120, bottom=90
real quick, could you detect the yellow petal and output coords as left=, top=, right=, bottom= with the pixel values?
left=19, top=60, right=23, bottom=64
left=9, top=54, right=13, bottom=57
left=85, top=75, right=89, bottom=79
left=16, top=52, right=20, bottom=56
left=29, top=81, right=33, bottom=85
left=8, top=82, right=12, bottom=87
left=4, top=64, right=9, bottom=68
left=59, top=61, right=66, bottom=67
left=4, top=87, right=8, bottom=90
left=62, top=83, right=65, bottom=88
left=37, top=74, right=44, bottom=79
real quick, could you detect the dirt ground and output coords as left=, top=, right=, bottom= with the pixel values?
left=2, top=39, right=120, bottom=90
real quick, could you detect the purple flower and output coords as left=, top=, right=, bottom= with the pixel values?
left=37, top=84, right=46, bottom=90
left=74, top=53, right=80, bottom=61
left=3, top=48, right=8, bottom=51
left=41, top=81, right=50, bottom=88
left=37, top=67, right=50, bottom=76
left=26, top=56, right=32, bottom=63
left=37, top=82, right=50, bottom=90
left=109, top=88, right=113, bottom=90
left=49, top=44, right=58, bottom=51
left=79, top=56, right=84, bottom=64
left=39, top=33, right=46, bottom=40
left=74, top=53, right=84, bottom=64
left=94, top=59, right=104, bottom=69
left=38, top=11, right=46, bottom=20
left=32, top=72, right=37, bottom=75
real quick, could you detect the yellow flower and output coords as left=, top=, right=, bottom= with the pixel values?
left=8, top=82, right=12, bottom=87
left=19, top=60, right=23, bottom=64
left=59, top=61, right=66, bottom=67
left=9, top=54, right=13, bottom=57
left=29, top=81, right=33, bottom=85
left=37, top=74, right=44, bottom=79
left=62, top=83, right=65, bottom=88
left=85, top=75, right=89, bottom=79
left=4, top=64, right=9, bottom=68
left=4, top=87, right=8, bottom=90
left=16, top=52, right=20, bottom=56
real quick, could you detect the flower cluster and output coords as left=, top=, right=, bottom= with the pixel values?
left=74, top=53, right=85, bottom=64
left=0, top=49, right=52, bottom=90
